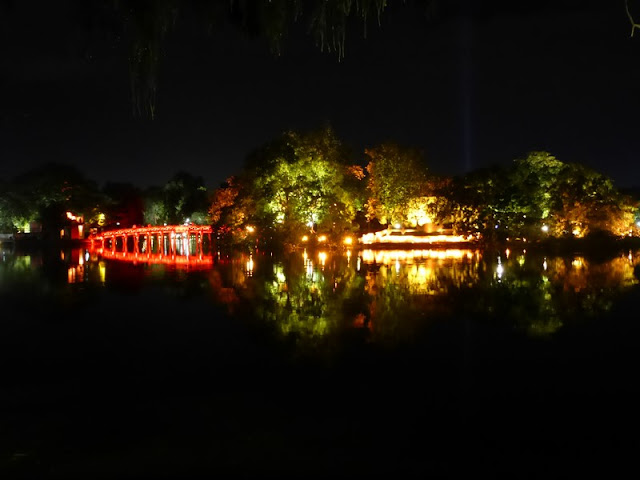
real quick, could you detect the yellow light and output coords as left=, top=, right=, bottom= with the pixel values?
left=343, top=236, right=353, bottom=245
left=318, top=251, right=327, bottom=266
left=246, top=225, right=255, bottom=233
left=301, top=235, right=309, bottom=242
left=318, top=235, right=327, bottom=242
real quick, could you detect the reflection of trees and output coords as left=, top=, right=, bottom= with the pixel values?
left=362, top=252, right=481, bottom=345
left=205, top=249, right=640, bottom=353
left=252, top=251, right=366, bottom=355
left=473, top=251, right=640, bottom=336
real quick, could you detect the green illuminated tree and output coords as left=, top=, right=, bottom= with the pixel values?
left=241, top=125, right=363, bottom=244
left=364, top=142, right=429, bottom=227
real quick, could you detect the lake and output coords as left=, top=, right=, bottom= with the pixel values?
left=1, top=243, right=639, bottom=478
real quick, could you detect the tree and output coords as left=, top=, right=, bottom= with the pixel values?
left=102, top=182, right=145, bottom=228
left=162, top=172, right=210, bottom=225
left=9, top=163, right=102, bottom=237
left=364, top=142, right=429, bottom=227
left=243, top=125, right=362, bottom=244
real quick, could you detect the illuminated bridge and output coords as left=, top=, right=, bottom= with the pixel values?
left=88, top=224, right=214, bottom=268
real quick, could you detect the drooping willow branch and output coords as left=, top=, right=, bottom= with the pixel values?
left=626, top=0, right=640, bottom=37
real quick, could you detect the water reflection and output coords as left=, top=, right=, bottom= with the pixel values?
left=213, top=247, right=640, bottom=350
left=2, top=246, right=639, bottom=352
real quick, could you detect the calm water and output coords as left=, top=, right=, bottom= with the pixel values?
left=1, top=244, right=640, bottom=478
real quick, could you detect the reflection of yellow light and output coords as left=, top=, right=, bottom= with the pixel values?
left=360, top=249, right=476, bottom=264
left=518, top=255, right=525, bottom=267
left=318, top=251, right=327, bottom=266
left=496, top=263, right=504, bottom=278
left=246, top=255, right=254, bottom=274
left=301, top=235, right=309, bottom=242
left=360, top=231, right=472, bottom=245
left=572, top=258, right=583, bottom=268
left=343, top=236, right=353, bottom=245
left=99, top=261, right=106, bottom=283
left=318, top=235, right=327, bottom=243
left=303, top=249, right=308, bottom=261
left=505, top=248, right=510, bottom=259
left=306, top=259, right=314, bottom=277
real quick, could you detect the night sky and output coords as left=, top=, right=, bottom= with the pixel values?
left=2, top=1, right=640, bottom=191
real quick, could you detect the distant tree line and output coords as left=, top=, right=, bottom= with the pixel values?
left=1, top=125, right=639, bottom=246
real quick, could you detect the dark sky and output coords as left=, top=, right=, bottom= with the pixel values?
left=2, top=1, right=640, bottom=191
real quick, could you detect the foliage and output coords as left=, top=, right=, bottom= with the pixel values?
left=161, top=172, right=210, bottom=225
left=364, top=142, right=429, bottom=227
left=219, top=125, right=364, bottom=245
left=2, top=163, right=104, bottom=235
left=102, top=182, right=145, bottom=228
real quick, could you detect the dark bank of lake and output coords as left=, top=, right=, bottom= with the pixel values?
left=1, top=242, right=639, bottom=478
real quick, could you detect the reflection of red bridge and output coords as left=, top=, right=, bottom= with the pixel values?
left=89, top=225, right=214, bottom=268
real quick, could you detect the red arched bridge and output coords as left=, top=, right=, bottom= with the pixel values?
left=89, top=225, right=214, bottom=267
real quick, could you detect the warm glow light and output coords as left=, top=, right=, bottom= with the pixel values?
left=88, top=225, right=213, bottom=269
left=318, top=235, right=327, bottom=243
left=343, top=236, right=353, bottom=245
left=541, top=225, right=549, bottom=233
left=360, top=249, right=476, bottom=264
left=360, top=230, right=473, bottom=245
left=301, top=235, right=309, bottom=242
left=318, top=251, right=327, bottom=266
left=246, top=225, right=255, bottom=233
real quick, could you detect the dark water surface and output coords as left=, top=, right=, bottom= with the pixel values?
left=1, top=244, right=639, bottom=478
